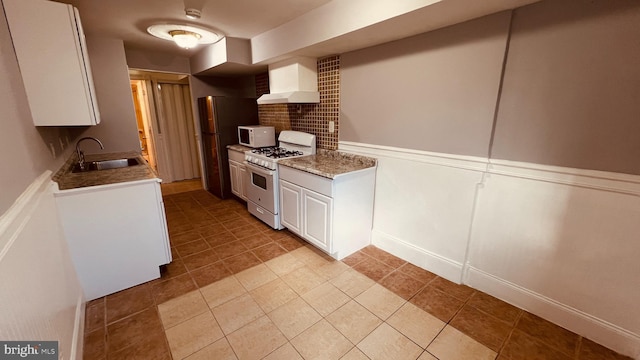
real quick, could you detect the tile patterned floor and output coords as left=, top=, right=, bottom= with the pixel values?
left=83, top=189, right=632, bottom=360
left=160, top=179, right=203, bottom=196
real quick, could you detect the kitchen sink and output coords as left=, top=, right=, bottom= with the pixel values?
left=71, top=157, right=141, bottom=173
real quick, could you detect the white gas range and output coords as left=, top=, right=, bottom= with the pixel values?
left=244, top=130, right=316, bottom=229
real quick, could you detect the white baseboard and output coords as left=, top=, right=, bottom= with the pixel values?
left=467, top=266, right=640, bottom=359
left=371, top=229, right=463, bottom=283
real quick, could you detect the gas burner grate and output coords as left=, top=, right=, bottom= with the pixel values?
left=251, top=147, right=303, bottom=158
left=251, top=146, right=278, bottom=154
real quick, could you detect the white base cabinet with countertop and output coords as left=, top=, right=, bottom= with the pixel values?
left=53, top=179, right=171, bottom=300
left=228, top=148, right=249, bottom=201
left=279, top=165, right=375, bottom=260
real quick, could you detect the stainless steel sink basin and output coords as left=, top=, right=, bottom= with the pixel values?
left=71, top=157, right=141, bottom=173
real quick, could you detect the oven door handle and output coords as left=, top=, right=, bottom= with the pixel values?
left=244, top=161, right=276, bottom=176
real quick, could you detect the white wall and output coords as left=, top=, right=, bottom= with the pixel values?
left=338, top=0, right=640, bottom=357
left=82, top=37, right=141, bottom=153
left=0, top=2, right=82, bottom=213
left=467, top=160, right=640, bottom=355
left=125, top=48, right=191, bottom=74
left=0, top=171, right=85, bottom=359
left=341, top=142, right=640, bottom=358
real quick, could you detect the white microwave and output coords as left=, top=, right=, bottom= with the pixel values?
left=238, top=125, right=276, bottom=148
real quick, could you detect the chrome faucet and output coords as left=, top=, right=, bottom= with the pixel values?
left=76, top=137, right=104, bottom=170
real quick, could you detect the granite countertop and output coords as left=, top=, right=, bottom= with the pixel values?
left=278, top=149, right=377, bottom=179
left=227, top=144, right=253, bottom=152
left=53, top=151, right=158, bottom=190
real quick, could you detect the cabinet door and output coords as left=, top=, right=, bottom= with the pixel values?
left=229, top=160, right=241, bottom=197
left=302, top=189, right=333, bottom=252
left=239, top=164, right=248, bottom=201
left=280, top=180, right=303, bottom=235
left=4, top=0, right=99, bottom=126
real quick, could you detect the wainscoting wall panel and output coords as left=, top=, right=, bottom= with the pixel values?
left=339, top=141, right=640, bottom=358
left=0, top=171, right=84, bottom=359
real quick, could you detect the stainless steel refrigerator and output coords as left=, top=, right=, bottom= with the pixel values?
left=197, top=96, right=258, bottom=199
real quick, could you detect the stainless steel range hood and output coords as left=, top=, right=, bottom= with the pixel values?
left=257, top=57, right=320, bottom=105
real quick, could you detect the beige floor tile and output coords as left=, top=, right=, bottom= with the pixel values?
left=341, top=347, right=370, bottom=360
left=165, top=311, right=224, bottom=359
left=386, top=302, right=445, bottom=348
left=158, top=290, right=209, bottom=330
left=268, top=297, right=322, bottom=339
left=330, top=269, right=376, bottom=298
left=235, top=264, right=279, bottom=291
left=289, top=246, right=331, bottom=267
left=358, top=323, right=423, bottom=360
left=212, top=293, right=265, bottom=334
left=200, top=276, right=246, bottom=309
left=325, top=300, right=382, bottom=344
left=417, top=351, right=438, bottom=360
left=355, top=284, right=406, bottom=320
left=301, top=282, right=350, bottom=316
left=250, top=278, right=298, bottom=313
left=184, top=338, right=238, bottom=360
left=226, top=316, right=287, bottom=360
left=309, top=260, right=350, bottom=280
left=262, top=342, right=303, bottom=360
left=291, top=319, right=352, bottom=360
left=426, top=326, right=497, bottom=360
left=281, top=266, right=326, bottom=295
left=264, top=253, right=305, bottom=276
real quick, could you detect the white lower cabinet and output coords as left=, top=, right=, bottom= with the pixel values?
left=279, top=165, right=375, bottom=260
left=228, top=149, right=248, bottom=201
left=54, top=179, right=171, bottom=300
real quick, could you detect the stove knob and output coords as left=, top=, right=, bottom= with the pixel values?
left=245, top=154, right=250, bottom=161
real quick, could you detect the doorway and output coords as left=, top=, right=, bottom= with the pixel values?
left=129, top=70, right=201, bottom=184
left=130, top=81, right=155, bottom=167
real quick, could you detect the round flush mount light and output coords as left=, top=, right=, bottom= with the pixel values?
left=147, top=24, right=221, bottom=49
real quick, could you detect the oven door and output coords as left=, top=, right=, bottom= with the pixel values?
left=245, top=162, right=277, bottom=214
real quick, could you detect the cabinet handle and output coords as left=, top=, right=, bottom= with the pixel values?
left=256, top=207, right=264, bottom=214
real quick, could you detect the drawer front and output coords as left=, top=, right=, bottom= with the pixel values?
left=228, top=149, right=246, bottom=163
left=279, top=165, right=332, bottom=197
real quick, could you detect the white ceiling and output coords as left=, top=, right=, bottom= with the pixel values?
left=55, top=0, right=333, bottom=54
left=52, top=0, right=541, bottom=76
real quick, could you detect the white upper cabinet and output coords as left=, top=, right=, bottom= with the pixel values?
left=4, top=0, right=100, bottom=126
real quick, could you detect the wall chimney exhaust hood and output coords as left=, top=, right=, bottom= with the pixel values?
left=257, top=57, right=320, bottom=105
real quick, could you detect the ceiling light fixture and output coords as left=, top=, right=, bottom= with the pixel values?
left=147, top=24, right=222, bottom=50
left=169, top=30, right=201, bottom=49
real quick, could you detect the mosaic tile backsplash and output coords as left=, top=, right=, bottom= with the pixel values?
left=256, top=56, right=340, bottom=150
